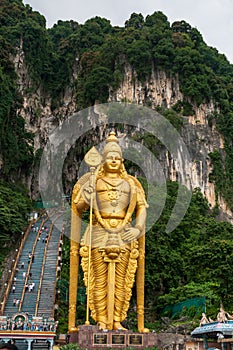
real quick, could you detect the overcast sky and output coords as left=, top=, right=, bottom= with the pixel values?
left=22, top=0, right=233, bottom=63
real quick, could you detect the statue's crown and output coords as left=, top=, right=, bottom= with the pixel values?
left=103, top=131, right=122, bottom=158
left=106, top=131, right=119, bottom=144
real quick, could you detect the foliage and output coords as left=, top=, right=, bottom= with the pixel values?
left=60, top=345, right=81, bottom=350
left=55, top=236, right=70, bottom=334
left=162, top=109, right=183, bottom=130
left=55, top=234, right=87, bottom=333
left=0, top=180, right=32, bottom=278
left=159, top=282, right=219, bottom=318
left=145, top=182, right=233, bottom=320
left=211, top=113, right=233, bottom=210
left=0, top=180, right=32, bottom=237
left=0, top=0, right=36, bottom=177
left=0, top=176, right=32, bottom=275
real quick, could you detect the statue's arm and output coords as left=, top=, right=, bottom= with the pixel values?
left=122, top=185, right=147, bottom=241
left=134, top=187, right=147, bottom=234
left=70, top=176, right=91, bottom=247
left=135, top=204, right=147, bottom=233
left=73, top=191, right=90, bottom=215
left=72, top=174, right=91, bottom=217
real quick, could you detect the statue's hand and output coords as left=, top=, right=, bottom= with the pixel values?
left=82, top=184, right=94, bottom=202
left=122, top=227, right=140, bottom=242
left=84, top=183, right=94, bottom=194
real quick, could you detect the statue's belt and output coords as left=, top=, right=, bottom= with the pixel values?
left=93, top=217, right=130, bottom=229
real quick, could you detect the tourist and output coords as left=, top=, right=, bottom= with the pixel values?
left=28, top=283, right=34, bottom=292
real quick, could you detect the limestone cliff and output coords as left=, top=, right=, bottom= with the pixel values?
left=12, top=46, right=232, bottom=221
left=109, top=64, right=231, bottom=220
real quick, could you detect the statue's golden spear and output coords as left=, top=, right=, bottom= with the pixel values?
left=84, top=146, right=102, bottom=325
left=68, top=146, right=101, bottom=331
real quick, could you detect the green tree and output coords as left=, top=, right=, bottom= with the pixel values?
left=0, top=181, right=32, bottom=237
left=126, top=39, right=152, bottom=80
left=125, top=12, right=144, bottom=29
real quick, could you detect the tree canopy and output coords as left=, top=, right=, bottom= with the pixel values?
left=1, top=2, right=233, bottom=210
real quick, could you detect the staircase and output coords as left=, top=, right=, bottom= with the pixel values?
left=3, top=213, right=63, bottom=320
left=3, top=218, right=44, bottom=317
left=37, top=222, right=62, bottom=318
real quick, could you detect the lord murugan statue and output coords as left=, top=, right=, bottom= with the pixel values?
left=68, top=131, right=148, bottom=332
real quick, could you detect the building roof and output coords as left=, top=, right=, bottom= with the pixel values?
left=191, top=321, right=233, bottom=339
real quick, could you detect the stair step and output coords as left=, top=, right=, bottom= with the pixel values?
left=3, top=215, right=62, bottom=318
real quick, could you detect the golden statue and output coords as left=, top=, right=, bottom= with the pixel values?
left=68, top=131, right=149, bottom=332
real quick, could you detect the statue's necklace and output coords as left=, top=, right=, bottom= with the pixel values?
left=103, top=178, right=124, bottom=209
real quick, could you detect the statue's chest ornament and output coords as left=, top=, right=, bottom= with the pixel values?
left=104, top=180, right=125, bottom=210
left=94, top=177, right=136, bottom=233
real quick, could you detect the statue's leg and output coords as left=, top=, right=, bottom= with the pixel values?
left=114, top=246, right=138, bottom=330
left=91, top=248, right=108, bottom=328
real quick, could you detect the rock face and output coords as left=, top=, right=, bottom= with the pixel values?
left=109, top=65, right=231, bottom=220
left=109, top=63, right=183, bottom=109
left=11, top=48, right=232, bottom=221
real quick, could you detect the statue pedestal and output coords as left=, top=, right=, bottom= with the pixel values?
left=69, top=325, right=157, bottom=349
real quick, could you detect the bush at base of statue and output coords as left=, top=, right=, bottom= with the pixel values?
left=60, top=344, right=82, bottom=350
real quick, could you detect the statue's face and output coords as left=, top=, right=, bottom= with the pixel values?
left=103, top=151, right=122, bottom=173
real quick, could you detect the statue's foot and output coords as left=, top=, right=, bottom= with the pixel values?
left=138, top=327, right=150, bottom=333
left=113, top=322, right=127, bottom=331
left=69, top=327, right=79, bottom=332
left=98, top=322, right=107, bottom=330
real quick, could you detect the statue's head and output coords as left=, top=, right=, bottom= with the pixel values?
left=99, top=131, right=127, bottom=177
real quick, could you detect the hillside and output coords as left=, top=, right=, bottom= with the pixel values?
left=1, top=0, right=233, bottom=324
